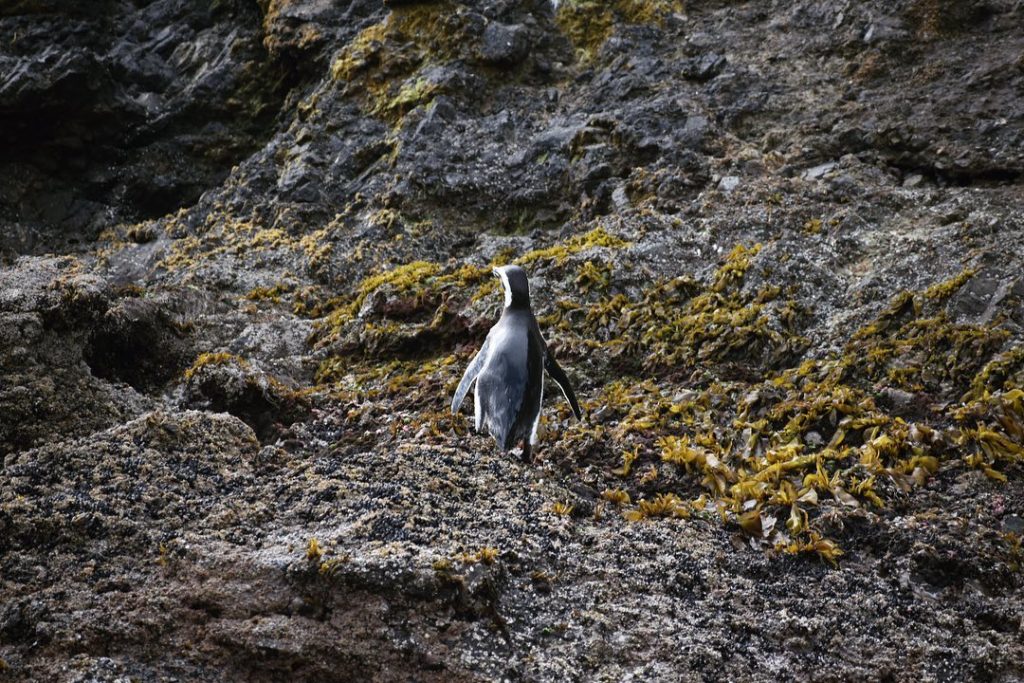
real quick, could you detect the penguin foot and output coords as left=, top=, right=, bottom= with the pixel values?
left=520, top=442, right=532, bottom=464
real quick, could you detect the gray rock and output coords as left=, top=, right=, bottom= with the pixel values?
left=612, top=184, right=631, bottom=210
left=1004, top=515, right=1024, bottom=534
left=950, top=276, right=1005, bottom=324
left=478, top=22, right=531, bottom=66
left=0, top=257, right=162, bottom=455
left=862, top=18, right=909, bottom=45
left=683, top=53, right=727, bottom=81
left=413, top=96, right=457, bottom=139
left=718, top=175, right=741, bottom=192
left=802, top=162, right=838, bottom=181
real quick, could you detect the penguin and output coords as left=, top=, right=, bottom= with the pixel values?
left=451, top=264, right=583, bottom=462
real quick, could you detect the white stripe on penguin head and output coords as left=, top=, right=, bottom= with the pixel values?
left=496, top=267, right=512, bottom=308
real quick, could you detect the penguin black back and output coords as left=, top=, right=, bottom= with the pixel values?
left=451, top=264, right=583, bottom=462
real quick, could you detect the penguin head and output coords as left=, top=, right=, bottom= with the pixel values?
left=493, top=265, right=531, bottom=309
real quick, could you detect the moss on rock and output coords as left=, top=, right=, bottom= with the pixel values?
left=555, top=0, right=683, bottom=60
left=330, top=1, right=473, bottom=124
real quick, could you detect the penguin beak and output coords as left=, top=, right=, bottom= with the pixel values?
left=492, top=268, right=500, bottom=278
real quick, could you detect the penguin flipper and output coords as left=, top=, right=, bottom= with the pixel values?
left=452, top=339, right=490, bottom=414
left=545, top=354, right=582, bottom=420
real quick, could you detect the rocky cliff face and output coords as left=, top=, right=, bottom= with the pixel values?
left=2, top=1, right=1023, bottom=680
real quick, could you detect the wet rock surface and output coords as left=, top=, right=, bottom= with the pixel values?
left=0, top=0, right=293, bottom=255
left=2, top=0, right=1023, bottom=680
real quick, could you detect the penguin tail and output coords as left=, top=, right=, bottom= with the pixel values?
left=487, top=418, right=514, bottom=453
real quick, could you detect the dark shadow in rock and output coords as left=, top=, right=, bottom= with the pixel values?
left=83, top=295, right=193, bottom=394
left=181, top=354, right=312, bottom=443
left=0, top=0, right=299, bottom=256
